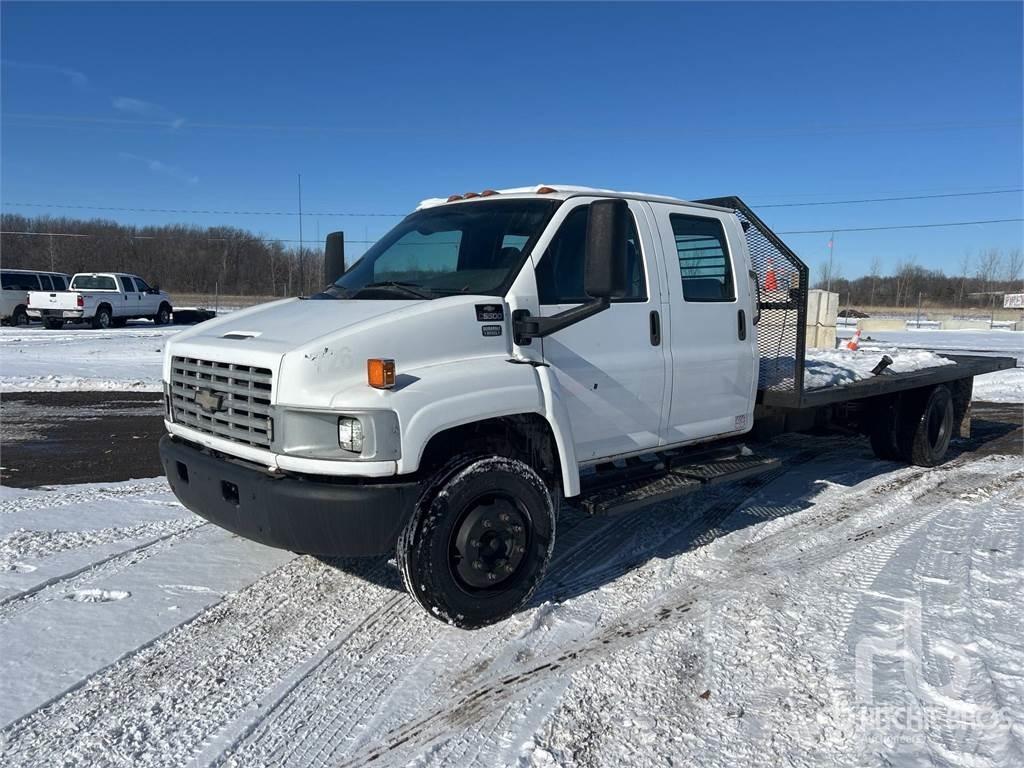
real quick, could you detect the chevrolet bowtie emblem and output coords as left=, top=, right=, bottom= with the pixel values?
left=193, top=388, right=225, bottom=414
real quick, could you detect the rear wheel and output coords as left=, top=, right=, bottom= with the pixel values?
left=398, top=454, right=556, bottom=629
left=92, top=306, right=112, bottom=330
left=154, top=303, right=172, bottom=326
left=12, top=306, right=29, bottom=326
left=896, top=385, right=955, bottom=467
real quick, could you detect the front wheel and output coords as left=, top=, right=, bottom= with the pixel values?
left=397, top=454, right=556, bottom=629
left=154, top=303, right=171, bottom=325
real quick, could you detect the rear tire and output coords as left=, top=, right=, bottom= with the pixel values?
left=43, top=318, right=64, bottom=330
left=896, top=385, right=955, bottom=467
left=397, top=454, right=556, bottom=629
left=154, top=303, right=172, bottom=326
left=92, top=306, right=112, bottom=330
left=12, top=306, right=29, bottom=326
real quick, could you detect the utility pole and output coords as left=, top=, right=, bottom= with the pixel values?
left=916, top=291, right=923, bottom=328
left=826, top=233, right=835, bottom=294
left=298, top=173, right=304, bottom=294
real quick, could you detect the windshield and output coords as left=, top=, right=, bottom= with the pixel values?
left=71, top=275, right=118, bottom=291
left=321, top=199, right=558, bottom=300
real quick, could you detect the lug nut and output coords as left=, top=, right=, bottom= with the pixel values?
left=487, top=572, right=497, bottom=581
left=499, top=512, right=510, bottom=523
left=516, top=545, right=525, bottom=554
left=472, top=560, right=483, bottom=570
left=513, top=524, right=523, bottom=533
left=470, top=539, right=479, bottom=548
left=483, top=520, right=492, bottom=528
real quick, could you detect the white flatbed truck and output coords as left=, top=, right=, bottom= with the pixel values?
left=158, top=186, right=1013, bottom=627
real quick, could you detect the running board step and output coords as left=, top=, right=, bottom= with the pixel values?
left=577, top=452, right=779, bottom=516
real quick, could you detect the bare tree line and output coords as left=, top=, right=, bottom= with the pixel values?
left=1, top=214, right=329, bottom=297
left=817, top=247, right=1023, bottom=310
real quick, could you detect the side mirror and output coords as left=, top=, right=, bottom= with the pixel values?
left=152, top=284, right=161, bottom=293
left=324, top=231, right=346, bottom=285
left=583, top=199, right=630, bottom=299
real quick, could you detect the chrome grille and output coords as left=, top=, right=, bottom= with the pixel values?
left=170, top=356, right=273, bottom=448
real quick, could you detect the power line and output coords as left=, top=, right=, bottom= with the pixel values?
left=0, top=230, right=378, bottom=244
left=4, top=186, right=1021, bottom=218
left=4, top=217, right=1022, bottom=244
left=778, top=218, right=1023, bottom=235
left=757, top=188, right=1023, bottom=208
left=1, top=201, right=404, bottom=217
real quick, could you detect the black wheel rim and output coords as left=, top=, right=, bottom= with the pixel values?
left=99, top=313, right=109, bottom=328
left=449, top=493, right=531, bottom=592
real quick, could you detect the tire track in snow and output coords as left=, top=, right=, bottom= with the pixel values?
left=0, top=518, right=206, bottom=621
left=336, top=454, right=1014, bottom=766
left=0, top=556, right=400, bottom=768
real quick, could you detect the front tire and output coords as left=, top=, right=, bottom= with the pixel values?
left=398, top=454, right=556, bottom=629
left=154, top=303, right=172, bottom=325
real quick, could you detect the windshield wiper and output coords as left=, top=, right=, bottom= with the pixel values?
left=360, top=281, right=434, bottom=299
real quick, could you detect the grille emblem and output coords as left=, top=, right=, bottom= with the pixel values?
left=194, top=388, right=225, bottom=414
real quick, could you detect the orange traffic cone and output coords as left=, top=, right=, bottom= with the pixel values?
left=846, top=329, right=862, bottom=351
left=765, top=260, right=778, bottom=292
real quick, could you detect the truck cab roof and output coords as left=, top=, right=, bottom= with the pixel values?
left=417, top=184, right=732, bottom=213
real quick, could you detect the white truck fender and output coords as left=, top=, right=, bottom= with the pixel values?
left=393, top=356, right=580, bottom=496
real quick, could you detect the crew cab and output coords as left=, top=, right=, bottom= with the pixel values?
left=158, top=185, right=1013, bottom=628
left=1, top=269, right=70, bottom=326
left=28, top=272, right=173, bottom=329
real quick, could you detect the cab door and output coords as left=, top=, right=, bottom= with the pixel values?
left=533, top=198, right=668, bottom=462
left=133, top=276, right=159, bottom=315
left=649, top=203, right=758, bottom=443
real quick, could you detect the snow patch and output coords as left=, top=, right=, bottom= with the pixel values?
left=804, top=347, right=955, bottom=390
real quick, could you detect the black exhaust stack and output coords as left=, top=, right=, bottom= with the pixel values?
left=324, top=231, right=346, bottom=285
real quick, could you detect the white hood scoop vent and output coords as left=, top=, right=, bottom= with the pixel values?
left=222, top=331, right=262, bottom=340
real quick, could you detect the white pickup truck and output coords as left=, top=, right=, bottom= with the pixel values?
left=28, top=272, right=173, bottom=329
left=158, top=185, right=1012, bottom=628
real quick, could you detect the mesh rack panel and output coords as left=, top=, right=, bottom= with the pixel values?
left=696, top=196, right=809, bottom=407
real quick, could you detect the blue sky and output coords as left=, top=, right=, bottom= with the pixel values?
left=2, top=1, right=1022, bottom=278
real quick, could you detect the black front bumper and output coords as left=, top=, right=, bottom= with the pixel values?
left=159, top=435, right=419, bottom=557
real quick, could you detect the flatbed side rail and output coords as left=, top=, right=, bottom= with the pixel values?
left=793, top=353, right=1015, bottom=409
left=696, top=196, right=810, bottom=408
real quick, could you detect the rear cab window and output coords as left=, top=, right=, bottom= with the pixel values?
left=38, top=274, right=54, bottom=291
left=669, top=213, right=736, bottom=302
left=50, top=275, right=67, bottom=291
left=70, top=275, right=118, bottom=291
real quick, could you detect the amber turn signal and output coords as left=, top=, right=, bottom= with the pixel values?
left=367, top=358, right=396, bottom=389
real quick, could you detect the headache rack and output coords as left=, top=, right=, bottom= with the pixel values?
left=696, top=196, right=810, bottom=408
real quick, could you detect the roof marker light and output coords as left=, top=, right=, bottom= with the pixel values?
left=536, top=186, right=558, bottom=194
left=446, top=194, right=464, bottom=202
left=480, top=189, right=499, bottom=197
left=463, top=191, right=480, bottom=199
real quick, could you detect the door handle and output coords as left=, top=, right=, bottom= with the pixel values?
left=649, top=310, right=661, bottom=346
left=737, top=309, right=747, bottom=341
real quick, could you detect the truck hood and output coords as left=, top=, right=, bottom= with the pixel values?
left=165, top=295, right=516, bottom=407
left=171, top=297, right=415, bottom=353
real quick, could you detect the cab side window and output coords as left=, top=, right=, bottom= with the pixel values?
left=51, top=275, right=67, bottom=291
left=120, top=276, right=137, bottom=292
left=1, top=272, right=40, bottom=291
left=670, top=214, right=735, bottom=302
left=134, top=277, right=152, bottom=292
left=536, top=205, right=646, bottom=304
left=38, top=274, right=54, bottom=291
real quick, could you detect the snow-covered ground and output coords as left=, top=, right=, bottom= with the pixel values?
left=0, top=323, right=179, bottom=392
left=0, top=431, right=1021, bottom=767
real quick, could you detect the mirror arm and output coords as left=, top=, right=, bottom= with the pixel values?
left=513, top=297, right=611, bottom=343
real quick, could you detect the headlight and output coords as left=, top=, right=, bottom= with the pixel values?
left=338, top=417, right=364, bottom=453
